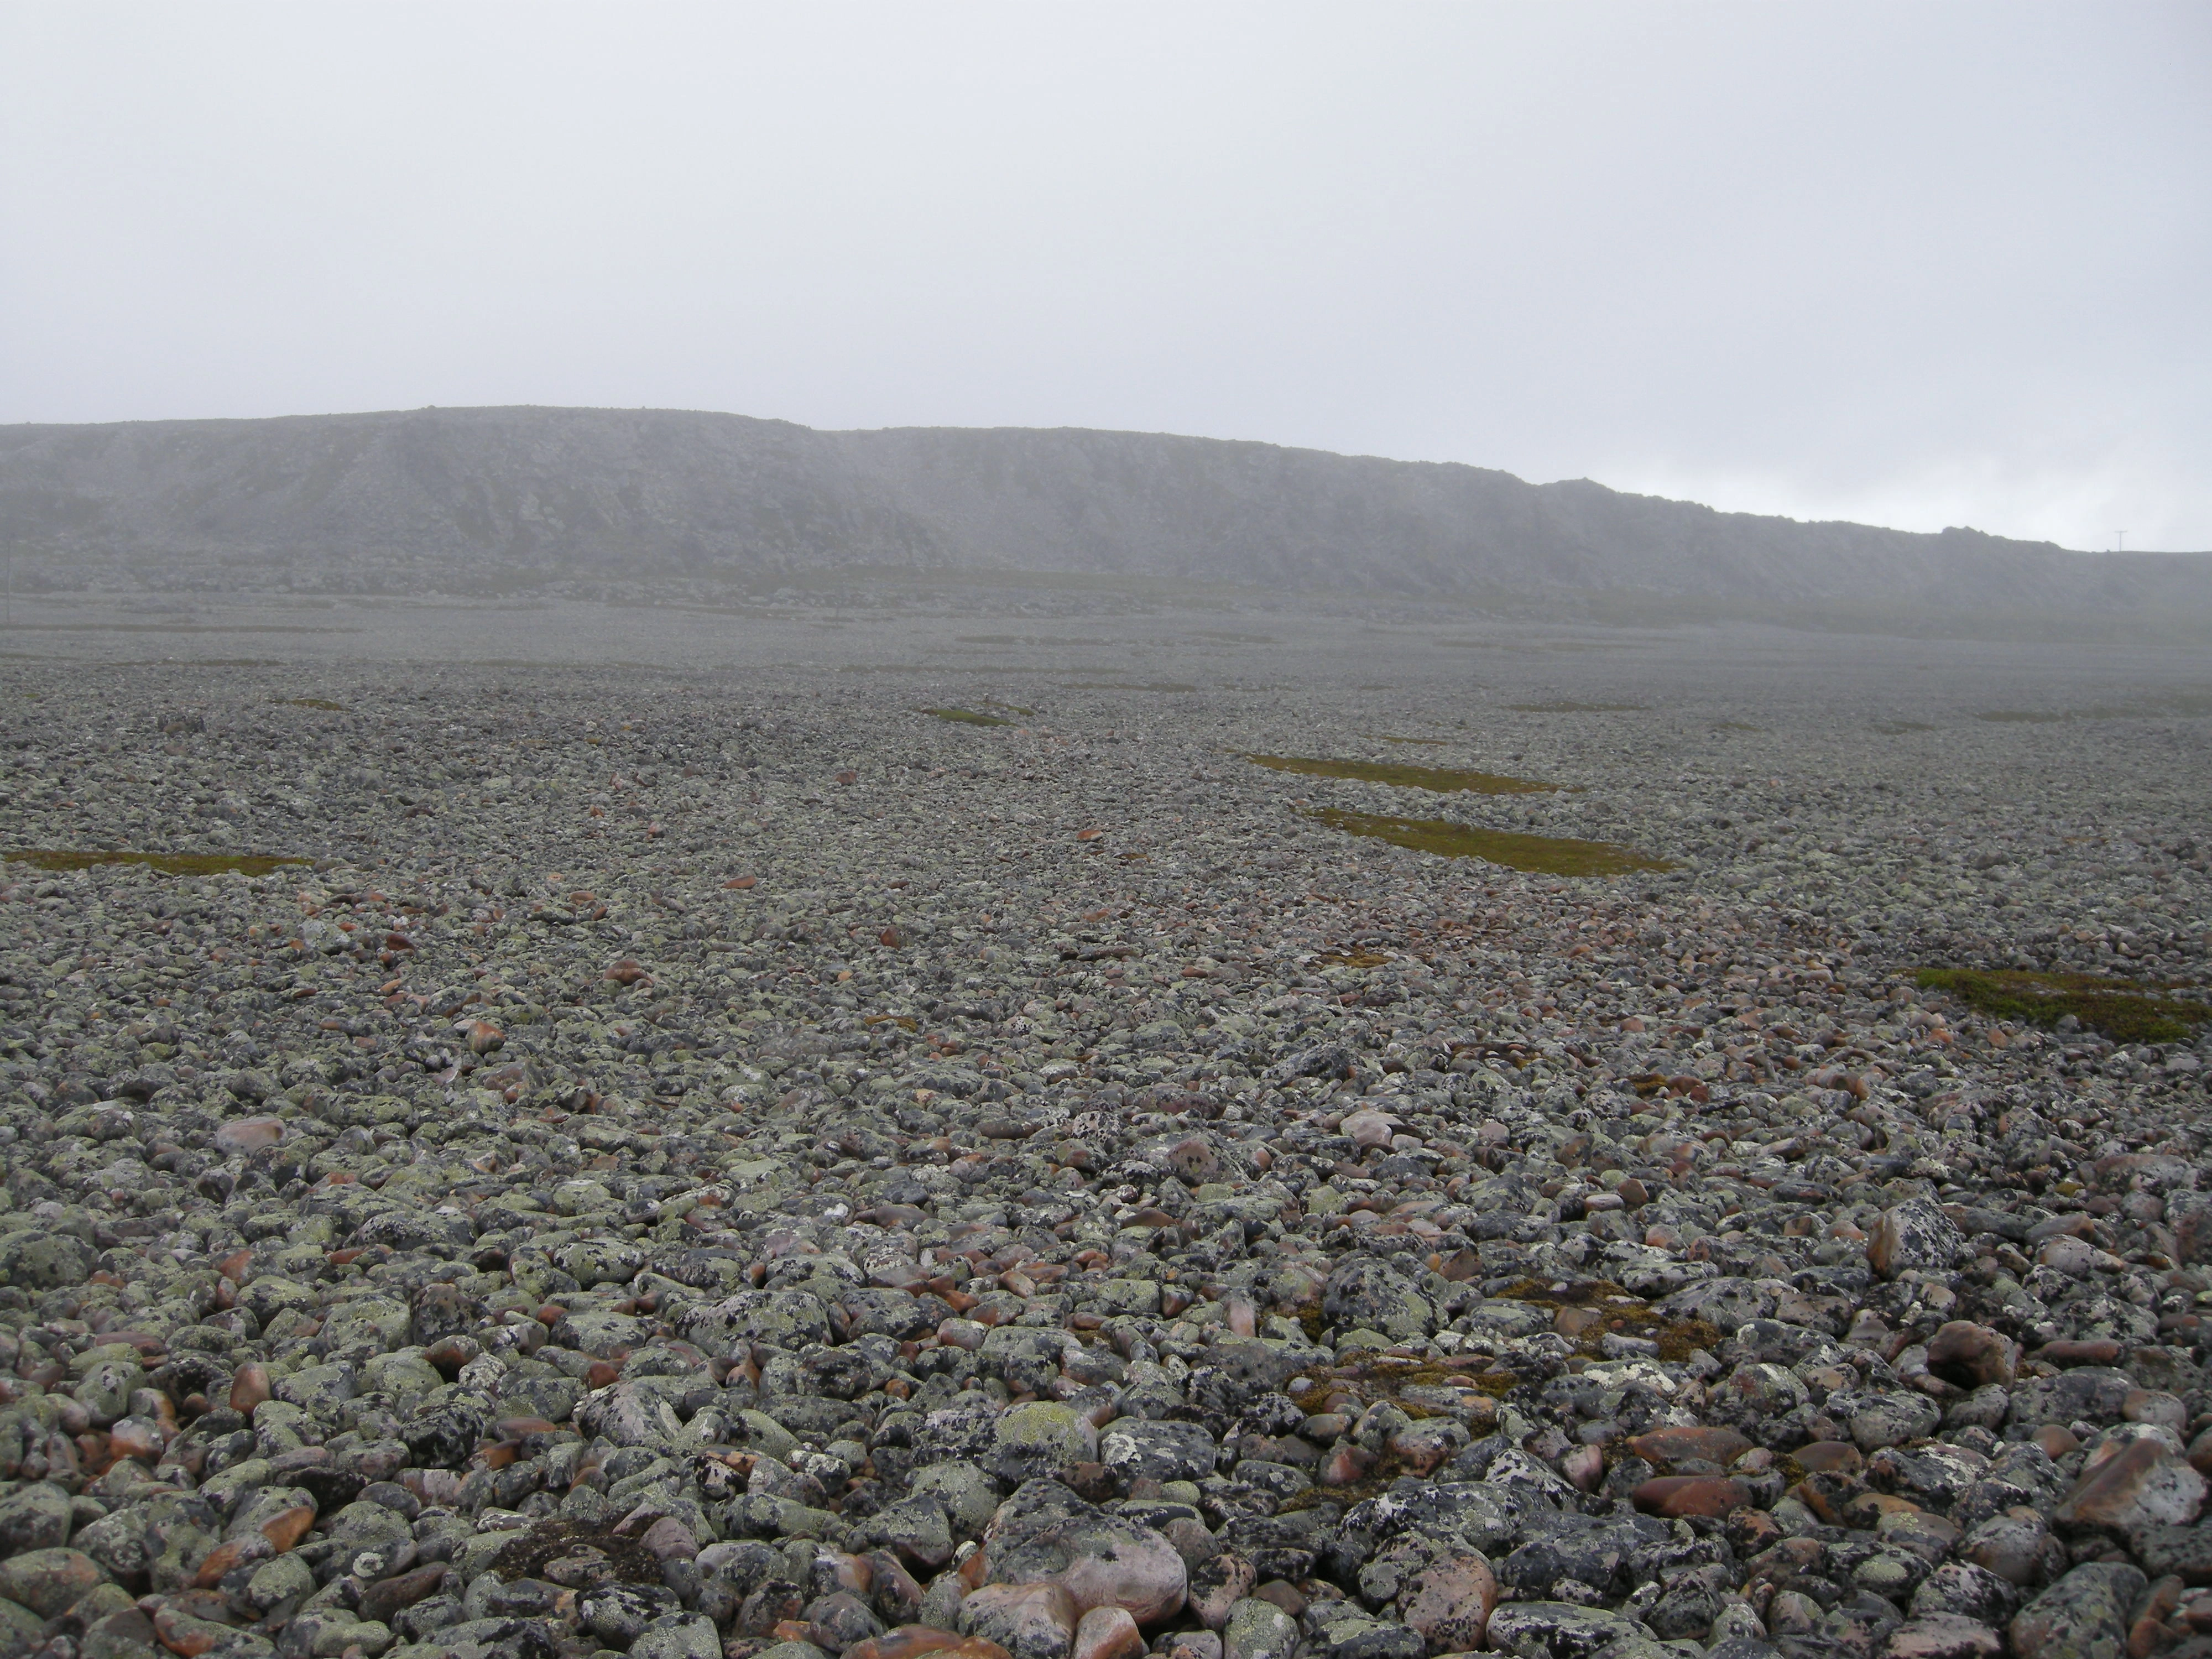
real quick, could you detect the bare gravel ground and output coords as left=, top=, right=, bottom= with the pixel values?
left=0, top=599, right=2208, bottom=1659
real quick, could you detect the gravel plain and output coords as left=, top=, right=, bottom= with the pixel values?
left=1, top=599, right=2209, bottom=1659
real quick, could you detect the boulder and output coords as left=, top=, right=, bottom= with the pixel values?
left=961, top=1582, right=1079, bottom=1659
left=2010, top=1563, right=2146, bottom=1659
left=2052, top=1439, right=2206, bottom=1533
left=1223, top=1599, right=1298, bottom=1659
left=1869, top=1199, right=1965, bottom=1280
left=1321, top=1258, right=1436, bottom=1343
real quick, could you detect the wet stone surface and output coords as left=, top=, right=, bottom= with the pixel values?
left=0, top=640, right=2208, bottom=1659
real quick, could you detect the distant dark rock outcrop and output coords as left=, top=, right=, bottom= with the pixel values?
left=1, top=405, right=2205, bottom=635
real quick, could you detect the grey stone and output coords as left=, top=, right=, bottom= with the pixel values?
left=0, top=1482, right=74, bottom=1553
left=1485, top=1604, right=1652, bottom=1659
left=1099, top=1418, right=1220, bottom=1484
left=2009, top=1563, right=2147, bottom=1659
left=1322, top=1257, right=1437, bottom=1343
left=1224, top=1601, right=1299, bottom=1659
left=631, top=1612, right=727, bottom=1659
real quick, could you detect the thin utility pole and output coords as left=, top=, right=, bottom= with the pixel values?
left=2114, top=530, right=2127, bottom=552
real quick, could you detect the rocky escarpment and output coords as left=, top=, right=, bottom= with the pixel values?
left=3, top=408, right=2208, bottom=638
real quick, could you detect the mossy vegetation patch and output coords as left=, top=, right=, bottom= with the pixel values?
left=1492, top=1277, right=1721, bottom=1362
left=922, top=707, right=1014, bottom=726
left=1244, top=754, right=1553, bottom=795
left=1276, top=1454, right=1408, bottom=1511
left=1305, top=807, right=1672, bottom=878
left=1915, top=967, right=2212, bottom=1044
left=4, top=850, right=310, bottom=878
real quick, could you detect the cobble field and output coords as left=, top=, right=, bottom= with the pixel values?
left=0, top=617, right=2208, bottom=1659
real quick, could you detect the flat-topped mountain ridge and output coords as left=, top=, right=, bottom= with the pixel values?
left=3, top=405, right=2206, bottom=633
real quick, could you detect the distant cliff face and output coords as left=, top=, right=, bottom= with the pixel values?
left=1, top=406, right=2205, bottom=634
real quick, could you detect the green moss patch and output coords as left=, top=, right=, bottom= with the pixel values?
left=922, top=707, right=1014, bottom=726
left=1305, top=807, right=1671, bottom=878
left=1245, top=754, right=1553, bottom=795
left=1491, top=1278, right=1720, bottom=1362
left=5, top=850, right=310, bottom=878
left=1915, top=967, right=2212, bottom=1044
left=1276, top=1453, right=1408, bottom=1511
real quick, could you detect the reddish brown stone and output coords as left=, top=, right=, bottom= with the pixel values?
left=1796, top=1470, right=1869, bottom=1526
left=359, top=1563, right=452, bottom=1626
left=1553, top=1306, right=1604, bottom=1339
left=2036, top=1425, right=2083, bottom=1460
left=212, top=1117, right=285, bottom=1156
left=228, top=1364, right=270, bottom=1418
left=1793, top=1441, right=1867, bottom=1475
left=1727, top=1508, right=1784, bottom=1557
left=1065, top=1462, right=1114, bottom=1503
left=1073, top=1605, right=1147, bottom=1659
left=191, top=1538, right=263, bottom=1589
left=1399, top=1547, right=1498, bottom=1653
left=1926, top=1321, right=2019, bottom=1389
left=960, top=1582, right=1078, bottom=1659
left=108, top=1419, right=162, bottom=1463
left=152, top=1606, right=233, bottom=1658
left=1627, top=1426, right=1754, bottom=1468
left=1632, top=1475, right=1750, bottom=1517
left=1844, top=1491, right=1928, bottom=1529
left=1321, top=1445, right=1376, bottom=1486
left=2055, top=1439, right=2209, bottom=1532
left=260, top=1504, right=315, bottom=1553
left=2037, top=1338, right=2125, bottom=1368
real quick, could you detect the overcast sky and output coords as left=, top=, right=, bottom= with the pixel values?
left=3, top=4, right=2206, bottom=550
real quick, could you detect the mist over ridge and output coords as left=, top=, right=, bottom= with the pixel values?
left=3, top=404, right=2206, bottom=639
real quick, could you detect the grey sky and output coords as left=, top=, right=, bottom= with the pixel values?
left=4, top=3, right=2206, bottom=550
